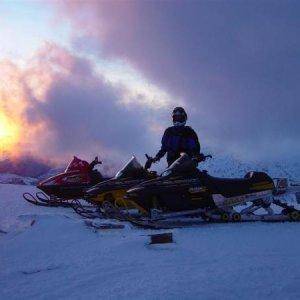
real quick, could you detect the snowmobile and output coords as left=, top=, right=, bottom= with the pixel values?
left=23, top=156, right=106, bottom=207
left=76, top=155, right=157, bottom=217
left=124, top=153, right=300, bottom=228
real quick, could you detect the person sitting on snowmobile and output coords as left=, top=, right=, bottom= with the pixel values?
left=152, top=107, right=202, bottom=166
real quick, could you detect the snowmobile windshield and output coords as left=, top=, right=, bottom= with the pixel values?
left=65, top=157, right=90, bottom=173
left=161, top=154, right=197, bottom=177
left=114, top=156, right=145, bottom=179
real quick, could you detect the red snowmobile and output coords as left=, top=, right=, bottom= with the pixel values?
left=23, top=156, right=107, bottom=207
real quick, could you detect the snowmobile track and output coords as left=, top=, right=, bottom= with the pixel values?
left=124, top=213, right=300, bottom=229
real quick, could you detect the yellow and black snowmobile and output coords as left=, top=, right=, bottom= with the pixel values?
left=124, top=153, right=300, bottom=228
left=83, top=155, right=156, bottom=211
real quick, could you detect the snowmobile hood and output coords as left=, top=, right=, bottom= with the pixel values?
left=85, top=177, right=119, bottom=196
left=38, top=156, right=94, bottom=188
left=127, top=178, right=156, bottom=192
left=125, top=186, right=143, bottom=200
left=85, top=156, right=155, bottom=199
left=38, top=170, right=90, bottom=187
left=125, top=176, right=170, bottom=200
left=126, top=155, right=198, bottom=197
left=161, top=153, right=198, bottom=178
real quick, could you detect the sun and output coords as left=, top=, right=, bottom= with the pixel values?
left=0, top=112, right=20, bottom=155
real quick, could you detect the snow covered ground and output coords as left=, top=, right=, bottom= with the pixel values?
left=1, top=183, right=300, bottom=300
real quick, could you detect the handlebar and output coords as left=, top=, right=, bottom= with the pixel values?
left=95, top=156, right=102, bottom=165
left=144, top=154, right=154, bottom=170
left=192, top=154, right=212, bottom=163
left=144, top=153, right=212, bottom=169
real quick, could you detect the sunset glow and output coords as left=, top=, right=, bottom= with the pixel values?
left=0, top=112, right=20, bottom=155
left=0, top=0, right=299, bottom=163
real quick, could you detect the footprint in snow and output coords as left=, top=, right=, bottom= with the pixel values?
left=21, top=265, right=61, bottom=275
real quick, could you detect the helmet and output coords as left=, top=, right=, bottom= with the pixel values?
left=172, top=107, right=187, bottom=126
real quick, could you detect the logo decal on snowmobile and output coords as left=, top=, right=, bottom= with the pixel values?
left=172, top=179, right=199, bottom=184
left=250, top=181, right=274, bottom=191
left=188, top=186, right=207, bottom=193
left=213, top=190, right=273, bottom=207
left=62, top=175, right=85, bottom=183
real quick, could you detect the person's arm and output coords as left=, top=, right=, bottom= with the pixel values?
left=189, top=128, right=201, bottom=155
left=154, top=129, right=169, bottom=161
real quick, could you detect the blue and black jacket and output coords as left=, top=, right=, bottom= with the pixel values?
left=155, top=126, right=200, bottom=166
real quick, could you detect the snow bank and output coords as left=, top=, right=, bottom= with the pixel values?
left=1, top=184, right=300, bottom=300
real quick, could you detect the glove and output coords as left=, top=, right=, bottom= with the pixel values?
left=192, top=153, right=205, bottom=162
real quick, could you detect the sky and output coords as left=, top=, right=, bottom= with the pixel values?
left=0, top=0, right=299, bottom=168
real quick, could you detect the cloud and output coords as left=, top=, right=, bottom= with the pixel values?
left=54, top=0, right=300, bottom=161
left=0, top=43, right=175, bottom=169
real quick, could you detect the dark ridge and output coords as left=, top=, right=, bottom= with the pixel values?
left=0, top=156, right=53, bottom=178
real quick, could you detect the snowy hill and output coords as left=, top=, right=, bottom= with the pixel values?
left=201, top=152, right=300, bottom=180
left=0, top=173, right=37, bottom=185
left=1, top=183, right=300, bottom=299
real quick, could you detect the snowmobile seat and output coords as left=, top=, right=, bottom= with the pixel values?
left=203, top=172, right=274, bottom=198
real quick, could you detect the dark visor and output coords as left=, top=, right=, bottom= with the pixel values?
left=173, top=113, right=186, bottom=123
